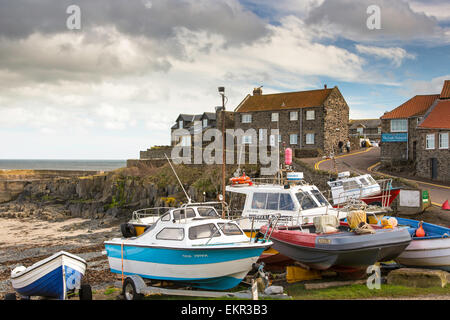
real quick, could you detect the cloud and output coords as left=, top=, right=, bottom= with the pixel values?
left=355, top=44, right=416, bottom=67
left=305, top=0, right=440, bottom=43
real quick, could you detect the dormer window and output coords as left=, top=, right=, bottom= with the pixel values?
left=179, top=120, right=183, bottom=128
left=203, top=119, right=208, bottom=128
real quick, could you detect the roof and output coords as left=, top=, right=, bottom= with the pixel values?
left=349, top=119, right=381, bottom=129
left=418, top=100, right=450, bottom=129
left=440, top=80, right=450, bottom=99
left=235, top=88, right=333, bottom=112
left=380, top=94, right=440, bottom=119
left=201, top=112, right=216, bottom=120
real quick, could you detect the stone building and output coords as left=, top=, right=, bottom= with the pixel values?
left=349, top=119, right=381, bottom=140
left=415, top=91, right=450, bottom=182
left=380, top=80, right=449, bottom=165
left=380, top=80, right=450, bottom=182
left=233, top=86, right=349, bottom=156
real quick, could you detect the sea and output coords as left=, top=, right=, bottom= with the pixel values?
left=0, top=159, right=127, bottom=172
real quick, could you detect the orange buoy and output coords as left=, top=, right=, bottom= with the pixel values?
left=442, top=200, right=450, bottom=211
left=415, top=221, right=426, bottom=238
left=230, top=173, right=253, bottom=186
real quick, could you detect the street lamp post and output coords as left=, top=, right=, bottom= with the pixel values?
left=218, top=87, right=226, bottom=218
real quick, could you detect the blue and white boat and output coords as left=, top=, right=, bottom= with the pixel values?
left=393, top=217, right=450, bottom=271
left=104, top=205, right=272, bottom=291
left=10, top=251, right=87, bottom=300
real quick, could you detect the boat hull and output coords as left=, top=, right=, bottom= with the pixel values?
left=261, top=225, right=411, bottom=271
left=11, top=252, right=87, bottom=300
left=333, top=188, right=400, bottom=208
left=104, top=243, right=268, bottom=290
left=394, top=217, right=450, bottom=271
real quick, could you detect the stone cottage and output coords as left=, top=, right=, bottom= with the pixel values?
left=349, top=119, right=381, bottom=141
left=233, top=86, right=349, bottom=156
left=415, top=88, right=450, bottom=182
left=380, top=80, right=449, bottom=166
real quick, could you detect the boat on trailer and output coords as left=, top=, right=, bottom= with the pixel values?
left=104, top=205, right=272, bottom=291
left=392, top=217, right=450, bottom=271
left=10, top=251, right=89, bottom=300
left=327, top=172, right=400, bottom=209
left=260, top=216, right=412, bottom=273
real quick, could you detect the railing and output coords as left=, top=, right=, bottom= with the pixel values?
left=131, top=207, right=176, bottom=222
left=249, top=177, right=309, bottom=186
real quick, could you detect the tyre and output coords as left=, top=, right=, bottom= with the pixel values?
left=122, top=278, right=143, bottom=301
left=120, top=223, right=137, bottom=238
left=79, top=284, right=93, bottom=300
left=4, top=293, right=16, bottom=300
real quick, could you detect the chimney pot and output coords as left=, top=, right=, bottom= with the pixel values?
left=253, top=87, right=263, bottom=96
left=324, top=84, right=327, bottom=89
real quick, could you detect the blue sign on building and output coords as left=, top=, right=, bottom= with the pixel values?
left=381, top=133, right=408, bottom=142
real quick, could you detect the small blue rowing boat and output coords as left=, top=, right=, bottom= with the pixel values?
left=10, top=251, right=88, bottom=300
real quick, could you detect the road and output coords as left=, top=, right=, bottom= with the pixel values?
left=313, top=147, right=450, bottom=207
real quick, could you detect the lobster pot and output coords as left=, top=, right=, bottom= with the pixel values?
left=285, top=148, right=292, bottom=165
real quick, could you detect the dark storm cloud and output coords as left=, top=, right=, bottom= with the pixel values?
left=0, top=0, right=268, bottom=44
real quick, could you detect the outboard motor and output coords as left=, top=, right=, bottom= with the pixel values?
left=120, top=223, right=137, bottom=238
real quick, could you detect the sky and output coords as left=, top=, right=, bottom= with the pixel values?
left=0, top=0, right=449, bottom=159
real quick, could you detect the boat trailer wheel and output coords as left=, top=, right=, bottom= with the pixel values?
left=123, top=277, right=143, bottom=300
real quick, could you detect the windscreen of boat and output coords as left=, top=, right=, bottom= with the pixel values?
left=189, top=223, right=221, bottom=240
left=358, top=177, right=370, bottom=186
left=217, top=223, right=243, bottom=236
left=156, top=228, right=184, bottom=241
left=342, top=179, right=360, bottom=191
left=310, top=190, right=329, bottom=207
left=172, top=208, right=196, bottom=221
left=296, top=192, right=319, bottom=210
left=197, top=207, right=219, bottom=218
left=367, top=176, right=378, bottom=185
left=251, top=192, right=295, bottom=211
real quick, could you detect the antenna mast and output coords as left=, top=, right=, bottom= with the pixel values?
left=164, top=153, right=191, bottom=204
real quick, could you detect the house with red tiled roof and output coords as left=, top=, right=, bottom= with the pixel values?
left=380, top=80, right=450, bottom=182
left=234, top=85, right=349, bottom=156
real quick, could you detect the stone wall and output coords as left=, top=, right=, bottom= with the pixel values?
left=140, top=146, right=173, bottom=159
left=323, top=87, right=349, bottom=155
left=415, top=129, right=450, bottom=182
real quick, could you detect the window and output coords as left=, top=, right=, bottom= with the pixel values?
left=295, top=192, right=318, bottom=210
left=189, top=224, right=220, bottom=240
left=217, top=223, right=243, bottom=236
left=391, top=119, right=407, bottom=132
left=179, top=120, right=183, bottom=128
left=439, top=132, right=449, bottom=149
left=290, top=111, right=298, bottom=121
left=202, top=119, right=208, bottom=128
left=259, top=128, right=264, bottom=141
left=266, top=193, right=279, bottom=210
left=426, top=134, right=435, bottom=150
left=161, top=213, right=171, bottom=221
left=279, top=194, right=295, bottom=211
left=357, top=127, right=364, bottom=135
left=242, top=114, right=252, bottom=123
left=306, top=133, right=315, bottom=145
left=172, top=208, right=196, bottom=221
left=290, top=134, right=298, bottom=145
left=251, top=193, right=267, bottom=209
left=306, top=110, right=315, bottom=120
left=242, top=135, right=252, bottom=144
left=156, top=228, right=184, bottom=241
left=311, top=190, right=329, bottom=207
left=197, top=207, right=219, bottom=218
left=271, top=113, right=279, bottom=122
left=180, top=135, right=191, bottom=147
left=343, top=180, right=360, bottom=191
left=378, top=127, right=381, bottom=134
left=270, top=135, right=276, bottom=147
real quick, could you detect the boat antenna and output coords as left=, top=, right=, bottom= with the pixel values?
left=164, top=153, right=191, bottom=204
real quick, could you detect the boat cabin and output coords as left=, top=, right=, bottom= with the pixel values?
left=226, top=176, right=345, bottom=231
left=129, top=206, right=250, bottom=246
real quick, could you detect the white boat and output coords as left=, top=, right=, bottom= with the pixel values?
left=104, top=205, right=272, bottom=291
left=326, top=172, right=400, bottom=209
left=394, top=217, right=450, bottom=271
left=10, top=251, right=88, bottom=300
left=226, top=172, right=347, bottom=232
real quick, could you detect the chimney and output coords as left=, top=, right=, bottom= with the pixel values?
left=253, top=86, right=263, bottom=96
left=324, top=84, right=327, bottom=89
